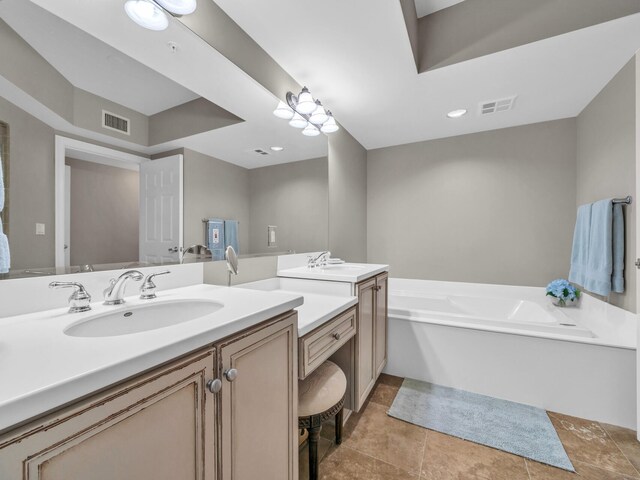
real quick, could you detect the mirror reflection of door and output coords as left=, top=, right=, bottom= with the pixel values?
left=0, top=121, right=8, bottom=275
left=65, top=157, right=140, bottom=268
left=139, top=154, right=183, bottom=264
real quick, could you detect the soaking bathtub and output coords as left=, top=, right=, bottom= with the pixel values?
left=384, top=278, right=637, bottom=429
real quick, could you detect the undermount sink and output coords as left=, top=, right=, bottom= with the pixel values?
left=64, top=300, right=224, bottom=338
left=320, top=264, right=366, bottom=271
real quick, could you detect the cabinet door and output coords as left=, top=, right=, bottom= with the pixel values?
left=355, top=278, right=376, bottom=412
left=218, top=312, right=298, bottom=480
left=375, top=273, right=389, bottom=377
left=0, top=349, right=217, bottom=480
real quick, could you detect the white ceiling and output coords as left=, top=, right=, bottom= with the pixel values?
left=0, top=0, right=198, bottom=116
left=2, top=0, right=327, bottom=169
left=414, top=0, right=465, bottom=18
left=213, top=0, right=640, bottom=150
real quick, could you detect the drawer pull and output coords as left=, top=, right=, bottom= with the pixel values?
left=333, top=332, right=341, bottom=341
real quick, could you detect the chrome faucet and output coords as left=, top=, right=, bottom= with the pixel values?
left=307, top=251, right=331, bottom=268
left=103, top=270, right=143, bottom=305
left=49, top=281, right=92, bottom=313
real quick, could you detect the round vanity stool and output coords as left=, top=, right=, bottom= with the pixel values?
left=298, top=360, right=347, bottom=480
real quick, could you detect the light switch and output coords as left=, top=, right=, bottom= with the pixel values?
left=36, top=223, right=45, bottom=236
left=267, top=225, right=277, bottom=247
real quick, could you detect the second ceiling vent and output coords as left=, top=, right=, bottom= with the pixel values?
left=479, top=96, right=517, bottom=115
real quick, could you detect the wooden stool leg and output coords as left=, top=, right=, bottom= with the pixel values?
left=308, top=423, right=321, bottom=480
left=335, top=408, right=344, bottom=445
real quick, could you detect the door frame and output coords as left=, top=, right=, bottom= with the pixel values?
left=54, top=135, right=148, bottom=268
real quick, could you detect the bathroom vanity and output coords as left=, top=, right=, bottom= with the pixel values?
left=0, top=284, right=301, bottom=480
left=268, top=259, right=389, bottom=413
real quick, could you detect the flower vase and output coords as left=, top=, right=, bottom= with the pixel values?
left=549, top=296, right=579, bottom=307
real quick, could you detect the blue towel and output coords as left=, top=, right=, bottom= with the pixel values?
left=612, top=203, right=625, bottom=293
left=224, top=220, right=239, bottom=255
left=0, top=222, right=9, bottom=274
left=583, top=199, right=614, bottom=296
left=568, top=203, right=592, bottom=288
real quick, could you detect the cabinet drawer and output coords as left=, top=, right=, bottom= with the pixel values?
left=299, top=306, right=357, bottom=379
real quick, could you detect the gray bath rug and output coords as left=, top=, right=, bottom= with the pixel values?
left=388, top=379, right=574, bottom=472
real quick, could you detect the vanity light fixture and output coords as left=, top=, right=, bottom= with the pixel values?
left=447, top=109, right=468, bottom=119
left=273, top=87, right=340, bottom=137
left=125, top=0, right=197, bottom=31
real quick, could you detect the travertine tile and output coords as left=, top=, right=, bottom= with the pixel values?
left=548, top=412, right=638, bottom=477
left=343, top=401, right=427, bottom=474
left=601, top=423, right=640, bottom=475
left=421, top=429, right=529, bottom=480
left=370, top=374, right=403, bottom=407
left=527, top=459, right=638, bottom=479
left=318, top=445, right=417, bottom=480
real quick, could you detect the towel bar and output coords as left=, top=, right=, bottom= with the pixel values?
left=613, top=196, right=632, bottom=205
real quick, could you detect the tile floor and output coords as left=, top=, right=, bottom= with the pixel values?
left=299, top=374, right=640, bottom=480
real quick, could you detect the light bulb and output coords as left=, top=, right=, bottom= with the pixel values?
left=273, top=100, right=294, bottom=120
left=309, top=102, right=329, bottom=125
left=155, top=0, right=197, bottom=15
left=302, top=123, right=320, bottom=137
left=125, top=0, right=169, bottom=31
left=320, top=115, right=339, bottom=134
left=296, top=87, right=316, bottom=115
left=289, top=112, right=307, bottom=129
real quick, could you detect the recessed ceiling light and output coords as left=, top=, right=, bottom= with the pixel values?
left=125, top=0, right=169, bottom=31
left=270, top=146, right=284, bottom=152
left=447, top=109, right=467, bottom=119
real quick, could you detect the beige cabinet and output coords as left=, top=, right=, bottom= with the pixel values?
left=0, top=348, right=217, bottom=480
left=354, top=272, right=388, bottom=412
left=0, top=311, right=299, bottom=480
left=217, top=311, right=298, bottom=480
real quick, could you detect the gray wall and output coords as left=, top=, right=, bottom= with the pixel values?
left=367, top=119, right=577, bottom=286
left=576, top=58, right=636, bottom=312
left=182, top=148, right=251, bottom=252
left=248, top=157, right=328, bottom=255
left=66, top=158, right=139, bottom=266
left=417, top=0, right=640, bottom=72
left=203, top=255, right=277, bottom=286
left=0, top=96, right=55, bottom=270
left=328, top=127, right=368, bottom=262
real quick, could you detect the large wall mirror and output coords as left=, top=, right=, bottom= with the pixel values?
left=0, top=0, right=329, bottom=279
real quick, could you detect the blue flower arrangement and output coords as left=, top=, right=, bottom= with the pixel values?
left=546, top=279, right=581, bottom=307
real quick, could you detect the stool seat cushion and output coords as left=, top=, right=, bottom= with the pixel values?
left=298, top=361, right=347, bottom=418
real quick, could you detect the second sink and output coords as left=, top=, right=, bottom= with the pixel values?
left=65, top=300, right=224, bottom=337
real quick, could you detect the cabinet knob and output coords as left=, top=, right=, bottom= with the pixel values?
left=333, top=332, right=341, bottom=340
left=207, top=378, right=222, bottom=394
left=224, top=368, right=238, bottom=382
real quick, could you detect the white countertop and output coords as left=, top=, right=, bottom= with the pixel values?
left=0, top=284, right=303, bottom=434
left=277, top=263, right=389, bottom=283
left=235, top=278, right=357, bottom=336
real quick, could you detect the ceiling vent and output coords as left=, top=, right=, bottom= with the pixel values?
left=102, top=110, right=130, bottom=135
left=253, top=149, right=270, bottom=156
left=479, top=96, right=517, bottom=115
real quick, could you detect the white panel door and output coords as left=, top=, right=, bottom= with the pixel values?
left=139, top=155, right=183, bottom=264
left=64, top=165, right=71, bottom=267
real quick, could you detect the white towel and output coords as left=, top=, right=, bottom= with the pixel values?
left=0, top=221, right=9, bottom=274
left=0, top=151, right=4, bottom=213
